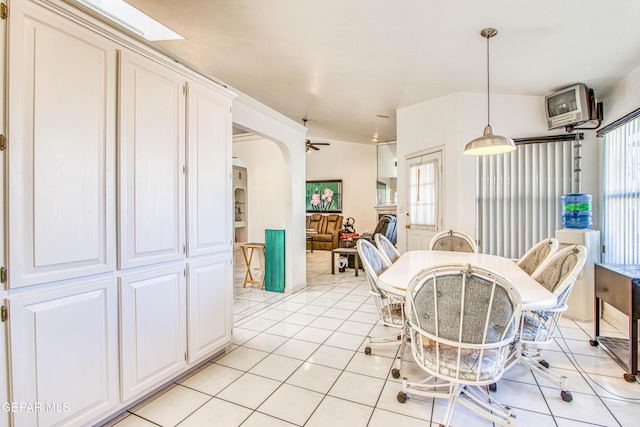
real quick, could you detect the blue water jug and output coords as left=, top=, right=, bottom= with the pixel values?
left=561, top=193, right=592, bottom=229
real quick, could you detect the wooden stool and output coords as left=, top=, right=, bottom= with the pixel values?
left=239, top=243, right=265, bottom=288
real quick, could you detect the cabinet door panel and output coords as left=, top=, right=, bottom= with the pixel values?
left=187, top=256, right=232, bottom=364
left=8, top=279, right=118, bottom=426
left=120, top=265, right=186, bottom=401
left=186, top=81, right=232, bottom=257
left=7, top=0, right=116, bottom=288
left=119, top=51, right=185, bottom=269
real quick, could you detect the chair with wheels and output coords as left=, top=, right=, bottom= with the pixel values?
left=375, top=233, right=401, bottom=265
left=428, top=229, right=477, bottom=253
left=510, top=244, right=587, bottom=402
left=357, top=239, right=405, bottom=379
left=398, top=264, right=521, bottom=427
left=517, top=237, right=559, bottom=276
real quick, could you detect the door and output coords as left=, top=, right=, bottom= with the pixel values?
left=119, top=50, right=186, bottom=270
left=187, top=256, right=232, bottom=364
left=405, top=149, right=443, bottom=251
left=7, top=0, right=116, bottom=288
left=119, top=265, right=186, bottom=401
left=8, top=279, right=118, bottom=426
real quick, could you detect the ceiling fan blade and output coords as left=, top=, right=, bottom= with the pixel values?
left=310, top=142, right=330, bottom=146
left=308, top=144, right=320, bottom=151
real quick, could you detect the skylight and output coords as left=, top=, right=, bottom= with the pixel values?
left=78, top=0, right=184, bottom=41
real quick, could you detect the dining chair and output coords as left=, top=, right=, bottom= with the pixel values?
left=428, top=229, right=477, bottom=253
left=356, top=239, right=405, bottom=378
left=374, top=233, right=401, bottom=265
left=517, top=237, right=559, bottom=276
left=510, top=244, right=587, bottom=402
left=398, top=264, right=521, bottom=427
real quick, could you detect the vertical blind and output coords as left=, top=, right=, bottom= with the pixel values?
left=477, top=141, right=573, bottom=258
left=408, top=156, right=438, bottom=228
left=602, top=116, right=640, bottom=264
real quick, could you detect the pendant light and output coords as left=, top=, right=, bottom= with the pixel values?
left=464, top=28, right=515, bottom=155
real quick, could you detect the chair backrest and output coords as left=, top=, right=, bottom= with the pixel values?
left=324, top=214, right=343, bottom=234
left=428, top=229, right=477, bottom=253
left=532, top=244, right=587, bottom=306
left=517, top=238, right=559, bottom=276
left=357, top=239, right=391, bottom=295
left=371, top=214, right=397, bottom=244
left=306, top=214, right=325, bottom=232
left=406, top=264, right=521, bottom=384
left=375, top=233, right=401, bottom=265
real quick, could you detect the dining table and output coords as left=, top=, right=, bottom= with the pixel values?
left=377, top=250, right=557, bottom=311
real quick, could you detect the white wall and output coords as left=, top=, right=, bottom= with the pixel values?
left=232, top=94, right=307, bottom=292
left=396, top=92, right=599, bottom=253
left=306, top=140, right=378, bottom=233
left=601, top=64, right=640, bottom=128
left=233, top=134, right=286, bottom=242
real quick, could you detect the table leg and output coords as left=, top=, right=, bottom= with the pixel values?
left=244, top=247, right=256, bottom=287
left=630, top=312, right=638, bottom=377
left=331, top=250, right=335, bottom=275
left=354, top=252, right=359, bottom=277
left=594, top=296, right=601, bottom=338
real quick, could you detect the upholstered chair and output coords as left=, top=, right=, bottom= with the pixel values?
left=375, top=233, right=400, bottom=265
left=357, top=239, right=405, bottom=378
left=428, top=229, right=477, bottom=253
left=399, top=264, right=521, bottom=427
left=517, top=238, right=559, bottom=276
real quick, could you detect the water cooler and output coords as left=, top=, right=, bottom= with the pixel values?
left=555, top=229, right=601, bottom=321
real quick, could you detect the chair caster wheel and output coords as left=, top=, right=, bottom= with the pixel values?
left=488, top=383, right=497, bottom=392
left=392, top=368, right=400, bottom=379
left=397, top=391, right=407, bottom=403
left=589, top=339, right=599, bottom=347
left=561, top=390, right=573, bottom=402
left=364, top=346, right=371, bottom=355
left=539, top=359, right=550, bottom=369
left=623, top=373, right=636, bottom=383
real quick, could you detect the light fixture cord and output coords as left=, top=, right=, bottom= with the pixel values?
left=486, top=33, right=491, bottom=126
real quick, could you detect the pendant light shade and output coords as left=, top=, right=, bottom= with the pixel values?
left=464, top=28, right=515, bottom=156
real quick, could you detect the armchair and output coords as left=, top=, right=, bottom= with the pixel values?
left=306, top=214, right=343, bottom=250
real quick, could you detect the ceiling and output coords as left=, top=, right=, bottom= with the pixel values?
left=125, top=0, right=640, bottom=144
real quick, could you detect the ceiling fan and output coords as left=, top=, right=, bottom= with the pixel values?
left=303, top=119, right=330, bottom=152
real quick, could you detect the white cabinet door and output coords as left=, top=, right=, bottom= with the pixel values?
left=8, top=278, right=118, bottom=427
left=120, top=265, right=186, bottom=401
left=186, top=81, right=233, bottom=257
left=119, top=51, right=185, bottom=270
left=187, top=256, right=232, bottom=364
left=7, top=0, right=116, bottom=288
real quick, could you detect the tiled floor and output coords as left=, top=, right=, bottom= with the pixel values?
left=106, top=250, right=640, bottom=427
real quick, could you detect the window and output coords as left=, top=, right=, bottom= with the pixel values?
left=477, top=141, right=573, bottom=258
left=407, top=150, right=442, bottom=230
left=602, top=116, right=640, bottom=264
left=76, top=0, right=184, bottom=41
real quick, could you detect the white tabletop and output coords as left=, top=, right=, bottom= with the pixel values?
left=377, top=250, right=557, bottom=311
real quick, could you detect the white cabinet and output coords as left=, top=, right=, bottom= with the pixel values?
left=119, top=265, right=187, bottom=401
left=7, top=278, right=118, bottom=426
left=119, top=51, right=186, bottom=270
left=186, top=81, right=233, bottom=257
left=187, top=256, right=232, bottom=364
left=7, top=0, right=116, bottom=288
left=3, top=0, right=234, bottom=423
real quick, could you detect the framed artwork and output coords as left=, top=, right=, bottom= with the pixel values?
left=306, top=180, right=342, bottom=213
